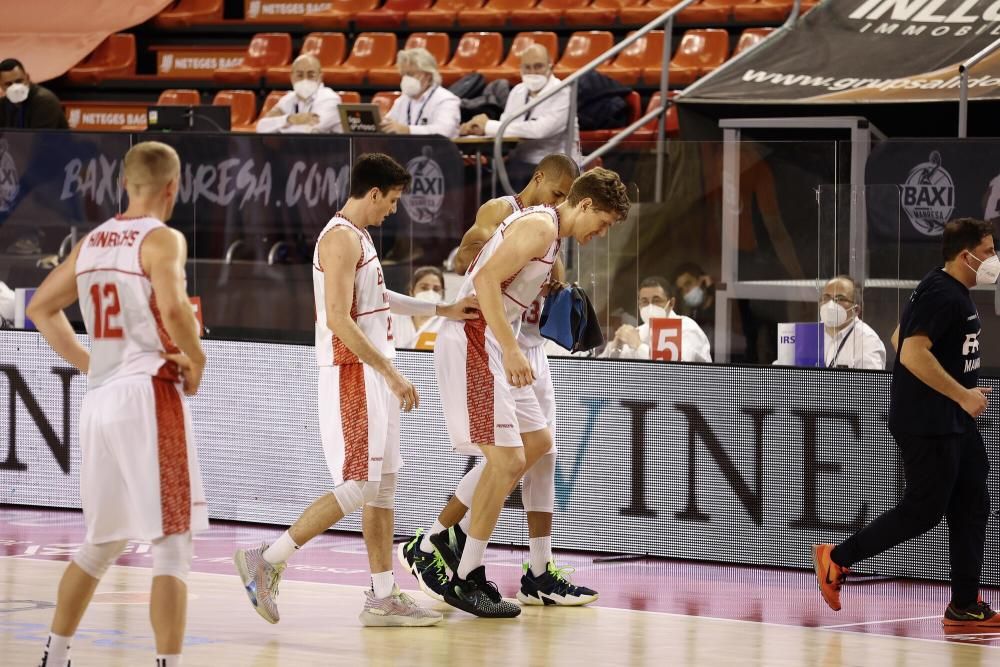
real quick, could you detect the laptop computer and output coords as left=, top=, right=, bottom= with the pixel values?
left=147, top=105, right=232, bottom=132
left=338, top=103, right=383, bottom=133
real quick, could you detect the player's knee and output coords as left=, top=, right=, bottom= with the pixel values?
left=491, top=448, right=526, bottom=482
left=522, top=452, right=556, bottom=513
left=333, top=480, right=381, bottom=515
left=455, top=462, right=485, bottom=507
left=366, top=473, right=396, bottom=510
left=73, top=539, right=129, bottom=579
left=151, top=532, right=193, bottom=581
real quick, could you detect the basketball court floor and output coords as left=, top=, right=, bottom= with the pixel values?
left=2, top=507, right=997, bottom=665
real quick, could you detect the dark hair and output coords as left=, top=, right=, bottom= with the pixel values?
left=0, top=59, right=25, bottom=74
left=640, top=275, right=675, bottom=300
left=534, top=154, right=580, bottom=181
left=349, top=153, right=411, bottom=199
left=941, top=217, right=995, bottom=261
left=411, top=265, right=445, bottom=296
left=671, top=262, right=706, bottom=283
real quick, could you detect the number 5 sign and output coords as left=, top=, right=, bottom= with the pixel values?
left=650, top=318, right=683, bottom=361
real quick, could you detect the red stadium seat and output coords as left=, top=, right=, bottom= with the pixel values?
left=678, top=0, right=736, bottom=24
left=214, top=90, right=258, bottom=132
left=597, top=30, right=663, bottom=87
left=154, top=0, right=223, bottom=27
left=158, top=89, right=202, bottom=105
left=478, top=31, right=558, bottom=82
left=624, top=91, right=679, bottom=144
left=642, top=28, right=728, bottom=86
left=338, top=90, right=363, bottom=104
left=553, top=31, right=614, bottom=80
left=620, top=0, right=683, bottom=24
left=439, top=32, right=504, bottom=85
left=303, top=0, right=380, bottom=29
left=355, top=0, right=433, bottom=29
left=564, top=0, right=645, bottom=26
left=407, top=0, right=486, bottom=29
left=732, top=0, right=790, bottom=22
left=66, top=34, right=136, bottom=84
left=368, top=33, right=451, bottom=87
left=265, top=33, right=347, bottom=87
left=580, top=90, right=641, bottom=145
left=258, top=90, right=286, bottom=119
left=733, top=27, right=774, bottom=56
left=371, top=91, right=402, bottom=116
left=459, top=0, right=538, bottom=27
left=214, top=33, right=293, bottom=85
left=325, top=33, right=399, bottom=86
left=509, top=0, right=591, bottom=27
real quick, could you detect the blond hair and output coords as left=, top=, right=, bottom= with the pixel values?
left=567, top=167, right=630, bottom=220
left=123, top=141, right=180, bottom=195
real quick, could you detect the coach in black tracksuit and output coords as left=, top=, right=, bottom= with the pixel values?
left=815, top=218, right=998, bottom=625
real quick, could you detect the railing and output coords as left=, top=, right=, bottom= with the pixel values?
left=958, top=35, right=1000, bottom=138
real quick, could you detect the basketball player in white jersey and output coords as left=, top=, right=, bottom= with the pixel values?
left=399, top=154, right=598, bottom=606
left=428, top=167, right=630, bottom=617
left=28, top=141, right=207, bottom=667
left=232, top=153, right=475, bottom=627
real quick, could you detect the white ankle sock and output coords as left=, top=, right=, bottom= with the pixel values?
left=457, top=537, right=487, bottom=579
left=458, top=513, right=471, bottom=533
left=263, top=531, right=299, bottom=565
left=420, top=521, right=446, bottom=552
left=156, top=655, right=182, bottom=666
left=529, top=536, right=552, bottom=577
left=371, top=570, right=395, bottom=599
left=42, top=632, right=71, bottom=666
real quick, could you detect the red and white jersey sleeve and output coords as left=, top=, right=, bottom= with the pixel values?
left=313, top=214, right=394, bottom=366
left=75, top=215, right=180, bottom=390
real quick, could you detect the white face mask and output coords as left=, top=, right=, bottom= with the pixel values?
left=414, top=290, right=442, bottom=305
left=293, top=79, right=319, bottom=100
left=6, top=83, right=28, bottom=104
left=820, top=301, right=854, bottom=329
left=966, top=252, right=1000, bottom=286
left=639, top=304, right=668, bottom=324
left=683, top=286, right=704, bottom=308
left=522, top=74, right=549, bottom=93
left=400, top=75, right=424, bottom=99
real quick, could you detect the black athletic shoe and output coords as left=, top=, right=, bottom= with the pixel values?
left=396, top=530, right=450, bottom=602
left=443, top=565, right=521, bottom=618
left=517, top=561, right=599, bottom=606
left=429, top=524, right=467, bottom=573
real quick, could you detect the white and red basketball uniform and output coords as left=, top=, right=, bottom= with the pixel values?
left=436, top=205, right=560, bottom=454
left=313, top=213, right=400, bottom=484
left=74, top=215, right=208, bottom=544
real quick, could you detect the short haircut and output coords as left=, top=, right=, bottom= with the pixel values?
left=0, top=59, right=25, bottom=73
left=640, top=275, right=674, bottom=299
left=397, top=48, right=442, bottom=86
left=534, top=154, right=580, bottom=182
left=942, top=217, right=995, bottom=261
left=349, top=153, right=412, bottom=198
left=123, top=141, right=181, bottom=194
left=672, top=262, right=705, bottom=282
left=411, top=265, right=445, bottom=296
left=566, top=167, right=630, bottom=220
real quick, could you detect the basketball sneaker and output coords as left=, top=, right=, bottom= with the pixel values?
left=811, top=543, right=849, bottom=612
left=358, top=585, right=444, bottom=627
left=443, top=565, right=521, bottom=618
left=234, top=543, right=286, bottom=624
left=397, top=531, right=450, bottom=601
left=517, top=561, right=599, bottom=606
left=942, top=600, right=1000, bottom=627
left=429, top=524, right=467, bottom=574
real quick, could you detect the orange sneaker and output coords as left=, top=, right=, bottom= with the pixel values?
left=811, top=543, right=849, bottom=611
left=942, top=600, right=1000, bottom=627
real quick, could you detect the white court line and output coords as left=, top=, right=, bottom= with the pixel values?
left=820, top=615, right=942, bottom=629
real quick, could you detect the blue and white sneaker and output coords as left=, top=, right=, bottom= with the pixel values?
left=234, top=543, right=286, bottom=623
left=517, top=561, right=599, bottom=606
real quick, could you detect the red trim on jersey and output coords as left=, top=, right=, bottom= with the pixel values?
left=149, top=293, right=182, bottom=382
left=332, top=294, right=360, bottom=364
left=358, top=254, right=378, bottom=269
left=135, top=225, right=165, bottom=279
left=152, top=378, right=191, bottom=534
left=513, top=194, right=525, bottom=211
left=465, top=319, right=495, bottom=445
left=355, top=306, right=390, bottom=318
left=75, top=267, right=147, bottom=279
left=339, top=364, right=369, bottom=481
left=115, top=214, right=159, bottom=221
left=503, top=291, right=529, bottom=308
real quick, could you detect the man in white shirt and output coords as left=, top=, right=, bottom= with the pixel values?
left=819, top=275, right=886, bottom=370
left=601, top=276, right=712, bottom=362
left=256, top=55, right=342, bottom=134
left=381, top=48, right=460, bottom=138
left=460, top=44, right=581, bottom=190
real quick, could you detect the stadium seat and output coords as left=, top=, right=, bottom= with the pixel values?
left=732, top=0, right=790, bottom=22
left=371, top=91, right=402, bottom=116
left=66, top=34, right=136, bottom=84
left=338, top=90, right=363, bottom=103
left=439, top=32, right=504, bottom=85
left=303, top=0, right=380, bottom=29
left=620, top=0, right=683, bottom=24
left=355, top=0, right=433, bottom=29
left=478, top=31, right=558, bottom=83
left=459, top=0, right=538, bottom=28
left=597, top=30, right=663, bottom=87
left=553, top=31, right=614, bottom=80
left=733, top=27, right=774, bottom=56
left=564, top=0, right=645, bottom=26
left=214, top=33, right=293, bottom=85
left=509, top=0, right=592, bottom=27
left=678, top=0, right=736, bottom=23
left=407, top=0, right=486, bottom=29
left=625, top=91, right=679, bottom=143
left=642, top=28, right=728, bottom=86
left=368, top=33, right=451, bottom=87
left=580, top=89, right=640, bottom=145
left=154, top=0, right=223, bottom=27
left=214, top=90, right=258, bottom=132
left=258, top=90, right=286, bottom=119
left=265, top=33, right=347, bottom=87
left=158, top=89, right=202, bottom=105
left=325, top=33, right=398, bottom=86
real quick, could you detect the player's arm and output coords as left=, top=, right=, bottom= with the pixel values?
left=453, top=199, right=511, bottom=274
left=320, top=228, right=418, bottom=409
left=26, top=240, right=89, bottom=373
left=387, top=290, right=478, bottom=321
left=473, top=214, right=556, bottom=387
left=899, top=332, right=989, bottom=417
left=890, top=324, right=900, bottom=352
left=144, top=228, right=206, bottom=395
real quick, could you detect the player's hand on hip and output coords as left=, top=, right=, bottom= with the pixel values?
left=438, top=295, right=480, bottom=321
left=161, top=352, right=204, bottom=396
left=503, top=347, right=534, bottom=388
left=960, top=386, right=991, bottom=418
left=387, top=369, right=419, bottom=412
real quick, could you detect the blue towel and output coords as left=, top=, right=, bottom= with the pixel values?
left=539, top=284, right=604, bottom=353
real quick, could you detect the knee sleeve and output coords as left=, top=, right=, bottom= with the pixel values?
left=72, top=539, right=129, bottom=579
left=366, top=473, right=396, bottom=510
left=455, top=461, right=485, bottom=508
left=151, top=532, right=193, bottom=581
left=522, top=452, right=556, bottom=513
left=333, top=480, right=381, bottom=515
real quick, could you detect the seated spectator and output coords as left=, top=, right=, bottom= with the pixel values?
left=601, top=276, right=712, bottom=362
left=460, top=44, right=581, bottom=190
left=673, top=262, right=716, bottom=342
left=256, top=55, right=342, bottom=134
left=394, top=266, right=447, bottom=350
left=818, top=275, right=886, bottom=369
left=381, top=48, right=460, bottom=138
left=0, top=58, right=67, bottom=128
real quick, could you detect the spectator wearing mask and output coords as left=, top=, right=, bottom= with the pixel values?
left=819, top=275, right=886, bottom=370
left=601, top=276, right=712, bottom=362
left=460, top=44, right=581, bottom=190
left=393, top=266, right=447, bottom=350
left=673, top=262, right=715, bottom=335
left=0, top=58, right=67, bottom=129
left=381, top=48, right=460, bottom=138
left=256, top=55, right=342, bottom=134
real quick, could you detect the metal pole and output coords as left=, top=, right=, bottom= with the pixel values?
left=959, top=65, right=969, bottom=138
left=565, top=81, right=578, bottom=158
left=655, top=17, right=673, bottom=203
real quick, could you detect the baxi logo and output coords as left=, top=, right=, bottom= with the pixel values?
left=0, top=140, right=19, bottom=213
left=900, top=150, right=954, bottom=236
left=401, top=147, right=445, bottom=225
